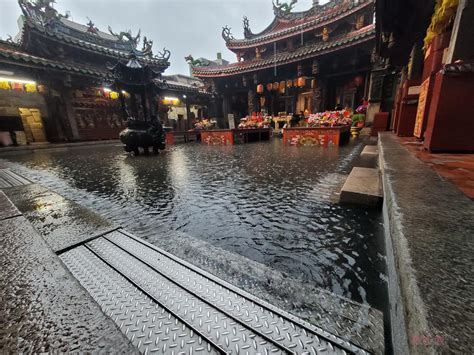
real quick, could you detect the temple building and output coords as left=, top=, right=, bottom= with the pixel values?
left=376, top=0, right=474, bottom=152
left=191, top=0, right=378, bottom=128
left=0, top=0, right=209, bottom=145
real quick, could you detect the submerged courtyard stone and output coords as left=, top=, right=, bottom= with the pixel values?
left=339, top=167, right=383, bottom=207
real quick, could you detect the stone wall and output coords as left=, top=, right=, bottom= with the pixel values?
left=0, top=90, right=48, bottom=118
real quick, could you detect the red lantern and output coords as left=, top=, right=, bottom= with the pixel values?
left=354, top=75, right=364, bottom=87
left=279, top=81, right=286, bottom=94
left=11, top=82, right=24, bottom=91
left=256, top=84, right=264, bottom=94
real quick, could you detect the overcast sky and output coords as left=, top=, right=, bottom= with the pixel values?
left=1, top=0, right=328, bottom=75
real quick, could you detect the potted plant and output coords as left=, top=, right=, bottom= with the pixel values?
left=350, top=103, right=367, bottom=137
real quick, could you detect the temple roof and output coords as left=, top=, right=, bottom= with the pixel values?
left=194, top=24, right=374, bottom=77
left=224, top=0, right=373, bottom=50
left=16, top=0, right=170, bottom=69
left=0, top=40, right=109, bottom=78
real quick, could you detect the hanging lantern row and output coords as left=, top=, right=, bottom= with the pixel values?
left=256, top=77, right=307, bottom=94
left=98, top=88, right=130, bottom=100
left=0, top=78, right=46, bottom=93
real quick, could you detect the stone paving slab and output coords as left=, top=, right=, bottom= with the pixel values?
left=379, top=132, right=474, bottom=354
left=0, top=214, right=135, bottom=353
left=339, top=167, right=382, bottom=207
left=360, top=145, right=378, bottom=157
left=3, top=184, right=114, bottom=252
left=0, top=190, right=21, bottom=220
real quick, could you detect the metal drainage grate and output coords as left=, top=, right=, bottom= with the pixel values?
left=0, top=169, right=31, bottom=189
left=60, top=229, right=368, bottom=354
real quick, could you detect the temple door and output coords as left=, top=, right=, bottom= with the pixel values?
left=18, top=108, right=47, bottom=143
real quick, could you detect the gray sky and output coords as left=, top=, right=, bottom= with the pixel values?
left=1, top=0, right=327, bottom=75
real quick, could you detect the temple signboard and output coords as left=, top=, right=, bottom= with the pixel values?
left=414, top=77, right=430, bottom=138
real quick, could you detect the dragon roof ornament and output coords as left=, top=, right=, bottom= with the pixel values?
left=18, top=0, right=68, bottom=26
left=273, top=0, right=297, bottom=17
left=108, top=26, right=141, bottom=47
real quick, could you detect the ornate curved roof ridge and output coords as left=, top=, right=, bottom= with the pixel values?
left=0, top=44, right=109, bottom=78
left=17, top=0, right=170, bottom=66
left=226, top=0, right=373, bottom=49
left=22, top=20, right=170, bottom=70
left=195, top=24, right=375, bottom=78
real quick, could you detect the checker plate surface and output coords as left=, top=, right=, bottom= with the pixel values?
left=61, top=229, right=368, bottom=354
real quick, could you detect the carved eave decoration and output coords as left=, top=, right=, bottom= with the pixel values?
left=18, top=0, right=68, bottom=27
left=221, top=25, right=234, bottom=43
left=243, top=16, right=253, bottom=39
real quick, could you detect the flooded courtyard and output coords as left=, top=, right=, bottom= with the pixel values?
left=6, top=139, right=387, bottom=312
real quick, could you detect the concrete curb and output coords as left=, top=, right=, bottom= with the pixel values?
left=378, top=132, right=474, bottom=354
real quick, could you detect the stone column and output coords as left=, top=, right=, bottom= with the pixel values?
left=222, top=95, right=230, bottom=128
left=61, top=88, right=80, bottom=141
left=247, top=89, right=256, bottom=115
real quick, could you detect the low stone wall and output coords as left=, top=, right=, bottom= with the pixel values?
left=378, top=132, right=474, bottom=354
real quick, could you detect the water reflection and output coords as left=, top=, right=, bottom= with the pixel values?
left=8, top=140, right=386, bottom=310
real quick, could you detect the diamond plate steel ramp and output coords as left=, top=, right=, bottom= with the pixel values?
left=61, top=229, right=369, bottom=354
left=61, top=246, right=222, bottom=354
left=0, top=169, right=31, bottom=189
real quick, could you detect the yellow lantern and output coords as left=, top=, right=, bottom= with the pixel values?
left=110, top=91, right=119, bottom=100
left=297, top=77, right=306, bottom=87
left=256, top=84, right=264, bottom=94
left=286, top=80, right=293, bottom=88
left=0, top=80, right=11, bottom=90
left=293, top=79, right=298, bottom=87
left=25, top=83, right=37, bottom=93
left=311, top=79, right=317, bottom=89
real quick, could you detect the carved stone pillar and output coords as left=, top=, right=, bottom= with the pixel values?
left=248, top=89, right=257, bottom=115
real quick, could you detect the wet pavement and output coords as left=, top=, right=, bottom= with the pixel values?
left=5, top=183, right=114, bottom=252
left=3, top=139, right=388, bottom=314
left=0, top=189, right=135, bottom=353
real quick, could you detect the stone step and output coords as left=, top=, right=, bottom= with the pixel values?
left=360, top=145, right=378, bottom=157
left=339, top=167, right=383, bottom=207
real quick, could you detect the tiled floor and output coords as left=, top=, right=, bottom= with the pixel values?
left=398, top=137, right=474, bottom=199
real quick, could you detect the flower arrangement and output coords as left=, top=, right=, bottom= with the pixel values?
left=352, top=102, right=368, bottom=127
left=238, top=114, right=272, bottom=129
left=194, top=118, right=217, bottom=130
left=306, top=110, right=352, bottom=127
left=355, top=103, right=368, bottom=114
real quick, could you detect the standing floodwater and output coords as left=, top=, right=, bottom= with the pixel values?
left=7, top=139, right=387, bottom=311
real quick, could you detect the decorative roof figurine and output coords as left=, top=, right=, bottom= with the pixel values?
left=108, top=26, right=141, bottom=47
left=18, top=0, right=68, bottom=25
left=86, top=18, right=99, bottom=34
left=141, top=36, right=153, bottom=58
left=184, top=54, right=209, bottom=67
left=221, top=25, right=234, bottom=42
left=155, top=47, right=171, bottom=61
left=243, top=16, right=253, bottom=39
left=273, top=0, right=298, bottom=16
